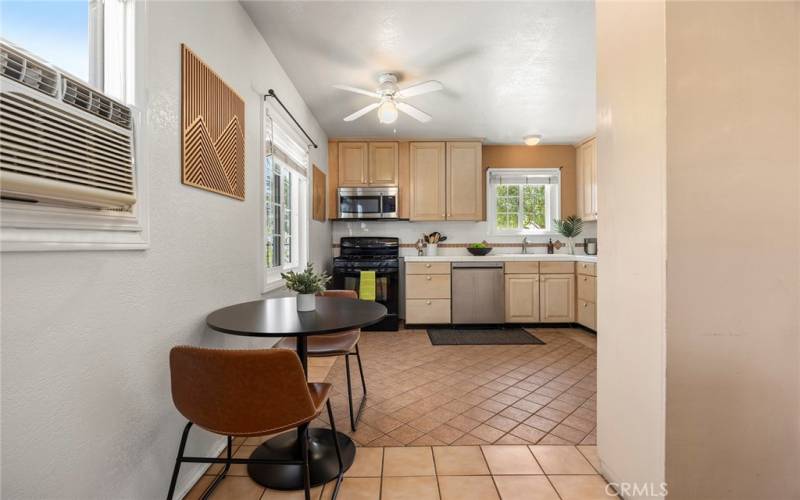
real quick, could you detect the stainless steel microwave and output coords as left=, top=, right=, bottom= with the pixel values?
left=337, top=187, right=398, bottom=219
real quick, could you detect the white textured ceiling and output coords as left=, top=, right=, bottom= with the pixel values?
left=242, top=1, right=595, bottom=144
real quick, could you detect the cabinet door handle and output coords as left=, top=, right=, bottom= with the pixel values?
left=583, top=303, right=588, bottom=307
left=583, top=277, right=588, bottom=281
left=426, top=275, right=432, bottom=280
left=426, top=300, right=432, bottom=305
left=425, top=264, right=431, bottom=268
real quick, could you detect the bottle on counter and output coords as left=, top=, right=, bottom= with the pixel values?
left=547, top=239, right=554, bottom=254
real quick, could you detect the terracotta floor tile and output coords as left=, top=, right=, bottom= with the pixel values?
left=499, top=406, right=532, bottom=423
left=535, top=407, right=569, bottom=423
left=509, top=424, right=546, bottom=443
left=561, top=415, right=595, bottom=433
left=452, top=434, right=490, bottom=445
left=481, top=445, right=543, bottom=475
left=409, top=434, right=447, bottom=447
left=437, top=476, right=500, bottom=500
left=432, top=446, right=490, bottom=475
left=381, top=476, right=440, bottom=500
left=320, top=477, right=381, bottom=500
left=477, top=399, right=508, bottom=414
left=427, top=424, right=465, bottom=445
left=469, top=424, right=505, bottom=443
left=530, top=445, right=596, bottom=474
left=409, top=415, right=443, bottom=433
left=448, top=414, right=482, bottom=433
left=512, top=399, right=543, bottom=413
left=524, top=415, right=559, bottom=433
left=345, top=447, right=383, bottom=477
left=493, top=475, right=560, bottom=500
left=388, top=425, right=425, bottom=445
left=442, top=399, right=473, bottom=414
left=537, top=434, right=572, bottom=445
left=550, top=424, right=587, bottom=444
left=197, top=476, right=264, bottom=500
left=494, top=433, right=530, bottom=445
left=383, top=446, right=436, bottom=476
left=486, top=414, right=518, bottom=432
left=577, top=445, right=601, bottom=472
left=262, top=485, right=323, bottom=499
left=548, top=475, right=612, bottom=500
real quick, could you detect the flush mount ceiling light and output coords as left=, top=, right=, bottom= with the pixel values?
left=523, top=134, right=542, bottom=146
left=334, top=73, right=443, bottom=124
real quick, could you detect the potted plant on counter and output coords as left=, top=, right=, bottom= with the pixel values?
left=553, top=215, right=584, bottom=254
left=281, top=263, right=331, bottom=311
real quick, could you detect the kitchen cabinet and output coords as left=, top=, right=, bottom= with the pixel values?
left=405, top=260, right=450, bottom=324
left=368, top=142, right=399, bottom=186
left=576, top=137, right=598, bottom=221
left=409, top=142, right=447, bottom=220
left=505, top=274, right=540, bottom=322
left=576, top=261, right=597, bottom=331
left=338, top=142, right=369, bottom=186
left=540, top=274, right=576, bottom=322
left=446, top=142, right=483, bottom=220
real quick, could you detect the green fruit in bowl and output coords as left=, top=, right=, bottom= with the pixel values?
left=468, top=242, right=488, bottom=249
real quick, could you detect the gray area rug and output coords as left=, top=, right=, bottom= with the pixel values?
left=426, top=327, right=546, bottom=346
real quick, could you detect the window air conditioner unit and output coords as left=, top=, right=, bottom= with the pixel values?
left=0, top=40, right=136, bottom=210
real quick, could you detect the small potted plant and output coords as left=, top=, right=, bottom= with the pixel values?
left=553, top=215, right=584, bottom=254
left=281, top=263, right=331, bottom=311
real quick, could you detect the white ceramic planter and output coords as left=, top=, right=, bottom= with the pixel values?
left=296, top=293, right=316, bottom=311
left=426, top=244, right=438, bottom=256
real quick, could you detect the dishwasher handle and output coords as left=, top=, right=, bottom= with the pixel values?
left=451, top=261, right=503, bottom=269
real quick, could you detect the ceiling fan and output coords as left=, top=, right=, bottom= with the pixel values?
left=334, top=73, right=443, bottom=124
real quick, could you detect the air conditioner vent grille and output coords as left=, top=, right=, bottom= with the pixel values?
left=0, top=91, right=135, bottom=198
left=62, top=77, right=132, bottom=130
left=0, top=43, right=58, bottom=97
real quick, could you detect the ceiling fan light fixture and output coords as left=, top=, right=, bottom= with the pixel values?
left=377, top=100, right=399, bottom=124
left=523, top=134, right=542, bottom=146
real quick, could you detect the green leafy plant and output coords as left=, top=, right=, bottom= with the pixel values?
left=281, top=263, right=331, bottom=295
left=553, top=215, right=584, bottom=238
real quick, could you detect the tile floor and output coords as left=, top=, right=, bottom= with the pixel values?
left=183, top=327, right=611, bottom=499
left=187, top=444, right=618, bottom=500
left=320, top=328, right=597, bottom=447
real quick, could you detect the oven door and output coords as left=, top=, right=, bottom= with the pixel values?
left=332, top=268, right=398, bottom=315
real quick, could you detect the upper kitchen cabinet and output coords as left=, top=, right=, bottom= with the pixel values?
left=446, top=142, right=483, bottom=220
left=368, top=142, right=399, bottom=186
left=338, top=142, right=369, bottom=186
left=576, top=137, right=598, bottom=221
left=410, top=142, right=447, bottom=220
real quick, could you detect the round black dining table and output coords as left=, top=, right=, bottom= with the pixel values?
left=206, top=296, right=387, bottom=490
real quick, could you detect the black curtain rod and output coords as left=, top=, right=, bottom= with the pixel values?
left=264, top=89, right=319, bottom=149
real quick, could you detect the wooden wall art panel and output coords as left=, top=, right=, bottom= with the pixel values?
left=312, top=164, right=326, bottom=221
left=181, top=44, right=245, bottom=200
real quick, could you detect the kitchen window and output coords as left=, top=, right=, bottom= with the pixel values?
left=263, top=106, right=309, bottom=292
left=487, top=168, right=561, bottom=235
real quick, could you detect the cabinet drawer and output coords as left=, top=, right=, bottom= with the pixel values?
left=577, top=275, right=596, bottom=302
left=406, top=262, right=451, bottom=275
left=406, top=274, right=451, bottom=299
left=406, top=299, right=451, bottom=324
left=576, top=261, right=597, bottom=276
left=577, top=299, right=597, bottom=331
left=540, top=261, right=575, bottom=274
left=504, top=261, right=540, bottom=274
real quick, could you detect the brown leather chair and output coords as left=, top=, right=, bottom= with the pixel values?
left=274, top=290, right=367, bottom=431
left=166, top=347, right=343, bottom=500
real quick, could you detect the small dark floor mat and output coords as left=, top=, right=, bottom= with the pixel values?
left=426, top=327, right=545, bottom=346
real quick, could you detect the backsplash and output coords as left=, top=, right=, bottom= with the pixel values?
left=332, top=220, right=597, bottom=257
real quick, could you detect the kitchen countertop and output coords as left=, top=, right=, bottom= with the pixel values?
left=403, top=253, right=598, bottom=263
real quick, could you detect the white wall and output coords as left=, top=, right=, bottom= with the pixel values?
left=0, top=2, right=329, bottom=498
left=595, top=1, right=667, bottom=497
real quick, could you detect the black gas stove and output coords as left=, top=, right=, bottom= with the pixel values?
left=332, top=237, right=399, bottom=331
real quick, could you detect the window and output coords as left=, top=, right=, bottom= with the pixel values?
left=1, top=0, right=135, bottom=103
left=263, top=106, right=309, bottom=292
left=487, top=168, right=561, bottom=234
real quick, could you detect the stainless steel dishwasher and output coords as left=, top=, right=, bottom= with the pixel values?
left=451, top=261, right=505, bottom=324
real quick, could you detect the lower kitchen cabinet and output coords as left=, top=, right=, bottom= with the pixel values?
left=577, top=299, right=597, bottom=330
left=540, top=274, right=576, bottom=322
left=576, top=261, right=597, bottom=330
left=505, top=274, right=540, bottom=322
left=405, top=261, right=451, bottom=324
left=406, top=299, right=451, bottom=324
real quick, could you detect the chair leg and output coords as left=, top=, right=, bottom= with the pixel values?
left=166, top=422, right=193, bottom=500
left=200, top=436, right=233, bottom=500
left=344, top=354, right=356, bottom=432
left=326, top=400, right=344, bottom=500
left=355, top=343, right=367, bottom=397
left=300, top=425, right=311, bottom=500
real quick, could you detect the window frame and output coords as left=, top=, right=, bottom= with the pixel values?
left=0, top=0, right=146, bottom=252
left=487, top=168, right=561, bottom=236
left=262, top=103, right=310, bottom=293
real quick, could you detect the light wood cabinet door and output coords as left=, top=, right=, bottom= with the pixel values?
left=338, top=142, right=368, bottom=186
left=505, top=274, right=540, bottom=323
left=577, top=299, right=597, bottom=330
left=410, top=142, right=446, bottom=220
left=368, top=142, right=399, bottom=186
left=446, top=142, right=482, bottom=220
left=576, top=138, right=597, bottom=221
left=406, top=299, right=451, bottom=324
left=540, top=274, right=575, bottom=322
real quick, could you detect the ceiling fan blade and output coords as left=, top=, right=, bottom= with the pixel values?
left=396, top=102, right=432, bottom=123
left=343, top=102, right=380, bottom=122
left=396, top=80, right=443, bottom=99
left=333, top=84, right=380, bottom=98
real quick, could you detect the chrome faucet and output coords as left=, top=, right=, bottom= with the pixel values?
left=521, top=236, right=529, bottom=254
